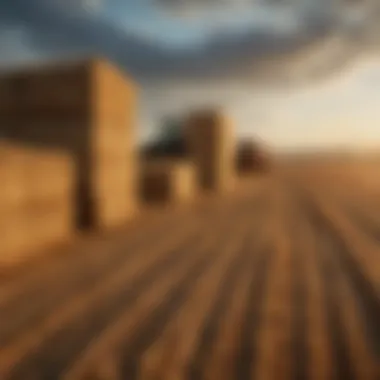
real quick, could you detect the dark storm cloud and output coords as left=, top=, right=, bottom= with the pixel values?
left=0, top=0, right=379, bottom=82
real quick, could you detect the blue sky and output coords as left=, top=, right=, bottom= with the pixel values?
left=1, top=0, right=380, bottom=150
left=0, top=0, right=342, bottom=65
left=0, top=0, right=322, bottom=77
left=1, top=0, right=376, bottom=76
left=103, top=0, right=302, bottom=47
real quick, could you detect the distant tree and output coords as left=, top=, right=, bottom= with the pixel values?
left=144, top=116, right=186, bottom=158
left=158, top=116, right=183, bottom=144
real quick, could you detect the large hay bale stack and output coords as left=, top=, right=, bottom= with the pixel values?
left=140, top=159, right=196, bottom=204
left=0, top=143, right=75, bottom=266
left=185, top=110, right=236, bottom=192
left=0, top=58, right=137, bottom=230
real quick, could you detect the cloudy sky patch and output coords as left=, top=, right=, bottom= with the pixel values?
left=0, top=0, right=380, bottom=150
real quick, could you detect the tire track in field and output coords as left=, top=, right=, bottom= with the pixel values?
left=187, top=196, right=275, bottom=380
left=0, top=210, right=181, bottom=307
left=307, top=180, right=380, bottom=250
left=302, top=192, right=379, bottom=380
left=233, top=245, right=273, bottom=380
left=62, top=199, right=265, bottom=380
left=0, top=190, right=260, bottom=309
left=0, top=217, right=208, bottom=379
left=295, top=195, right=335, bottom=380
left=0, top=215, right=204, bottom=346
left=300, top=181, right=380, bottom=291
left=307, top=193, right=380, bottom=358
left=0, top=196, right=262, bottom=366
left=136, top=212, right=256, bottom=380
left=232, top=188, right=286, bottom=380
left=186, top=215, right=268, bottom=379
left=323, top=228, right=380, bottom=359
left=279, top=170, right=379, bottom=379
left=277, top=182, right=309, bottom=380
left=289, top=196, right=308, bottom=380
left=3, top=203, right=255, bottom=380
left=5, top=238, right=209, bottom=380
left=64, top=209, right=251, bottom=380
left=337, top=202, right=380, bottom=251
left=251, top=187, right=295, bottom=380
left=115, top=200, right=266, bottom=380
left=306, top=203, right=356, bottom=380
left=0, top=213, right=206, bottom=369
left=317, top=219, right=377, bottom=378
left=325, top=236, right=378, bottom=379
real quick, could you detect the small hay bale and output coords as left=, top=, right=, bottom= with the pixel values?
left=140, top=159, right=196, bottom=205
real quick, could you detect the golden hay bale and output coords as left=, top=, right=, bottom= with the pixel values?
left=185, top=110, right=236, bottom=192
left=0, top=58, right=138, bottom=231
left=0, top=142, right=75, bottom=266
left=0, top=145, right=28, bottom=210
left=0, top=215, right=29, bottom=266
left=0, top=205, right=74, bottom=267
left=27, top=208, right=73, bottom=248
left=140, top=159, right=196, bottom=204
left=93, top=191, right=135, bottom=229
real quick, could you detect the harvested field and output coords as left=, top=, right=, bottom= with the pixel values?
left=0, top=162, right=379, bottom=380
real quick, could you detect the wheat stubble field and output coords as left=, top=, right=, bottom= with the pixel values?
left=0, top=160, right=379, bottom=380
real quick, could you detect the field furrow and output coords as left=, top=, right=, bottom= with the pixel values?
left=0, top=167, right=379, bottom=380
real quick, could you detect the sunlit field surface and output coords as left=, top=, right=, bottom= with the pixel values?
left=0, top=159, right=379, bottom=380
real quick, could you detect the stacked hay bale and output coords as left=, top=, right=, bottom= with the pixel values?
left=185, top=110, right=236, bottom=192
left=0, top=143, right=75, bottom=266
left=0, top=144, right=29, bottom=263
left=140, top=159, right=196, bottom=204
left=0, top=58, right=137, bottom=231
left=90, top=60, right=137, bottom=228
left=24, top=148, right=75, bottom=252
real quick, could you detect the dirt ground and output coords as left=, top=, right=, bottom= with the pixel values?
left=0, top=159, right=379, bottom=380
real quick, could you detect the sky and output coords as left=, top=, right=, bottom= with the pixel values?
left=0, top=0, right=380, bottom=151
